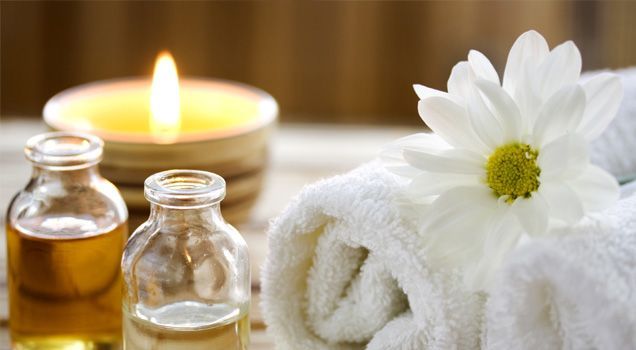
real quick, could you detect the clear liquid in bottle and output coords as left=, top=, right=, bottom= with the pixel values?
left=121, top=170, right=250, bottom=350
left=123, top=301, right=249, bottom=350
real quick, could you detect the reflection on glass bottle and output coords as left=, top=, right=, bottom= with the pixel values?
left=122, top=170, right=250, bottom=350
left=6, top=132, right=128, bottom=349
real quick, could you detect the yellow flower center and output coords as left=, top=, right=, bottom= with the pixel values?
left=486, top=143, right=540, bottom=202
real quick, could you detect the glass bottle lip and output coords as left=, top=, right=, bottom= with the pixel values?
left=144, top=169, right=226, bottom=208
left=25, top=131, right=103, bottom=170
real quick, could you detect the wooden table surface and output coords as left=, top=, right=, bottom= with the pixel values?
left=0, top=117, right=416, bottom=349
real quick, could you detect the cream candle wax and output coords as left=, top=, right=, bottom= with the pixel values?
left=43, top=52, right=278, bottom=224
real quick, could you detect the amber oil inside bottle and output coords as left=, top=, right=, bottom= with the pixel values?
left=6, top=132, right=128, bottom=350
left=7, top=220, right=127, bottom=349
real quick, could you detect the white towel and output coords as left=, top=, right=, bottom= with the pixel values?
left=589, top=67, right=636, bottom=183
left=485, top=193, right=636, bottom=350
left=621, top=179, right=636, bottom=198
left=261, top=162, right=484, bottom=350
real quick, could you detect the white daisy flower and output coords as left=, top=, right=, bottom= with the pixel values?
left=383, top=30, right=623, bottom=291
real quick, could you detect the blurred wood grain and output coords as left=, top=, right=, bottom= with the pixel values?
left=2, top=1, right=635, bottom=124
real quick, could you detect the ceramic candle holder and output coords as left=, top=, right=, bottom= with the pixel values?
left=43, top=78, right=278, bottom=224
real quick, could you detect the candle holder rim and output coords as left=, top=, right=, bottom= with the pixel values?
left=43, top=76, right=279, bottom=144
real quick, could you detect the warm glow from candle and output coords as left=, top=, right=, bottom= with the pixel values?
left=150, top=51, right=181, bottom=142
left=44, top=55, right=278, bottom=143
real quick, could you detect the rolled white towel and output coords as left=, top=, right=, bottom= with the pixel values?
left=485, top=193, right=636, bottom=350
left=261, top=162, right=484, bottom=350
left=589, top=67, right=636, bottom=183
left=621, top=179, right=636, bottom=198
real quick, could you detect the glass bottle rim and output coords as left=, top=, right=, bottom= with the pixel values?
left=144, top=169, right=226, bottom=208
left=25, top=131, right=103, bottom=170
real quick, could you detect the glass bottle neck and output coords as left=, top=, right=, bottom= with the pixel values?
left=148, top=202, right=225, bottom=227
left=31, top=164, right=102, bottom=185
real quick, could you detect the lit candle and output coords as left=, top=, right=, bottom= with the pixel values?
left=43, top=52, right=278, bottom=223
left=149, top=51, right=181, bottom=142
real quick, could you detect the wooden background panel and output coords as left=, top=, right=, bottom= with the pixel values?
left=2, top=1, right=635, bottom=124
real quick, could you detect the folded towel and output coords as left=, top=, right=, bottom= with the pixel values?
left=621, top=179, right=636, bottom=198
left=261, top=162, right=484, bottom=350
left=485, top=193, right=636, bottom=350
left=590, top=67, right=636, bottom=183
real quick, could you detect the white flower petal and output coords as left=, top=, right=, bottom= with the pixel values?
left=468, top=50, right=500, bottom=84
left=447, top=61, right=476, bottom=101
left=464, top=209, right=521, bottom=291
left=403, top=148, right=486, bottom=175
left=413, top=84, right=447, bottom=100
left=383, top=165, right=420, bottom=178
left=577, top=73, right=624, bottom=140
left=383, top=132, right=450, bottom=154
left=514, top=63, right=543, bottom=132
left=537, top=133, right=589, bottom=180
left=568, top=165, right=619, bottom=212
left=475, top=80, right=523, bottom=141
left=535, top=41, right=582, bottom=100
left=418, top=97, right=487, bottom=151
left=380, top=133, right=450, bottom=178
left=503, top=30, right=550, bottom=96
left=533, top=85, right=586, bottom=147
left=424, top=186, right=497, bottom=269
left=512, top=194, right=549, bottom=236
left=467, top=88, right=504, bottom=150
left=407, top=172, right=480, bottom=198
left=539, top=180, right=584, bottom=224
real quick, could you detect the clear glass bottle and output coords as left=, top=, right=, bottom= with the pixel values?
left=122, top=170, right=250, bottom=350
left=6, top=132, right=128, bottom=349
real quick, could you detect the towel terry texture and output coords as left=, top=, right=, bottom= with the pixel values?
left=485, top=193, right=636, bottom=350
left=261, top=162, right=484, bottom=350
left=262, top=67, right=636, bottom=350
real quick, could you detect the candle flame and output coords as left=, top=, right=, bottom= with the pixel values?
left=150, top=51, right=180, bottom=142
